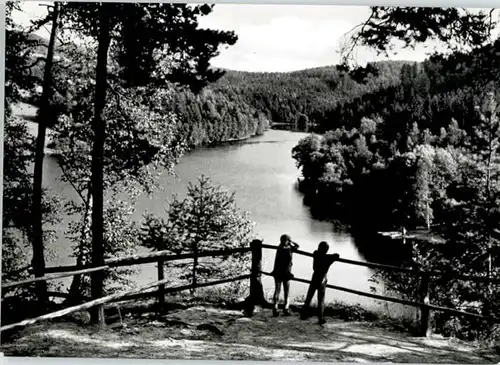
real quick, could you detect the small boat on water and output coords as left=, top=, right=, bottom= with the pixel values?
left=377, top=229, right=445, bottom=244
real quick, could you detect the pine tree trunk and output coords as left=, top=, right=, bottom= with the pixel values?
left=485, top=111, right=494, bottom=296
left=426, top=202, right=430, bottom=230
left=488, top=245, right=492, bottom=295
left=31, top=3, right=59, bottom=311
left=90, top=4, right=111, bottom=327
left=67, top=257, right=83, bottom=304
left=192, top=244, right=198, bottom=294
left=67, top=191, right=92, bottom=304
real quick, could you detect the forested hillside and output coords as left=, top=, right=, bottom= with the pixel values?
left=291, top=47, right=497, bottom=231
left=289, top=7, right=500, bottom=342
left=213, top=61, right=409, bottom=131
left=22, top=31, right=418, bottom=140
left=20, top=33, right=270, bottom=150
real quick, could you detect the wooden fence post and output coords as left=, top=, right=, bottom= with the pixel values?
left=245, top=239, right=266, bottom=316
left=157, top=260, right=165, bottom=313
left=419, top=272, right=432, bottom=337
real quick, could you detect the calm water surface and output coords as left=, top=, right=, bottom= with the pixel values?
left=43, top=130, right=407, bottom=315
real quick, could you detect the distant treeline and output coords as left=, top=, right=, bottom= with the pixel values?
left=289, top=48, right=500, bottom=234
left=212, top=61, right=409, bottom=132
left=23, top=31, right=270, bottom=150
left=170, top=88, right=269, bottom=148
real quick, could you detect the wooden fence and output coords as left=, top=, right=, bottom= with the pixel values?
left=1, top=246, right=253, bottom=332
left=1, top=240, right=496, bottom=337
left=257, top=243, right=495, bottom=337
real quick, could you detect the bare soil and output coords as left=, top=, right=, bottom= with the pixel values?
left=2, top=305, right=499, bottom=362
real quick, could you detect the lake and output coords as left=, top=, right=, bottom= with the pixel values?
left=43, top=129, right=411, bottom=317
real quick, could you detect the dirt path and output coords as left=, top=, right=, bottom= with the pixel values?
left=2, top=306, right=499, bottom=362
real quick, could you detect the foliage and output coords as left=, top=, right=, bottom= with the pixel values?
left=64, top=195, right=141, bottom=298
left=140, top=176, right=254, bottom=297
left=2, top=115, right=36, bottom=304
left=60, top=2, right=237, bottom=92
left=55, top=81, right=186, bottom=193
left=4, top=2, right=47, bottom=106
left=348, top=7, right=495, bottom=57
left=171, top=88, right=270, bottom=148
left=305, top=7, right=500, bottom=342
left=212, top=62, right=407, bottom=131
left=53, top=65, right=186, bottom=298
left=338, top=7, right=497, bottom=87
left=3, top=4, right=61, bottom=306
left=3, top=115, right=34, bottom=230
left=2, top=114, right=62, bottom=314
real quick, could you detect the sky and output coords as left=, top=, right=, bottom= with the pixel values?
left=11, top=2, right=499, bottom=72
left=195, top=4, right=439, bottom=71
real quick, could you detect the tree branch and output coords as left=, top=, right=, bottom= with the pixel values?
left=341, top=8, right=377, bottom=65
left=28, top=14, right=52, bottom=33
left=56, top=34, right=73, bottom=47
left=20, top=56, right=46, bottom=71
left=488, top=8, right=496, bottom=38
left=57, top=160, right=88, bottom=205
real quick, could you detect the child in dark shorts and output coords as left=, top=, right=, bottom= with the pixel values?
left=301, top=241, right=339, bottom=325
left=271, top=234, right=299, bottom=316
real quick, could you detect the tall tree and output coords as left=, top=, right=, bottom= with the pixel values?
left=31, top=2, right=60, bottom=310
left=61, top=2, right=237, bottom=325
left=5, top=2, right=58, bottom=310
left=4, top=3, right=63, bottom=320
left=54, top=66, right=186, bottom=303
left=469, top=91, right=500, bottom=291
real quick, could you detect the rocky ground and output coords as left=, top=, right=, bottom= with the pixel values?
left=2, top=305, right=500, bottom=362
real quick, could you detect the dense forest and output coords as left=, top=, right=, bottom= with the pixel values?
left=4, top=1, right=500, bottom=345
left=23, top=35, right=270, bottom=150
left=289, top=59, right=476, bottom=229
left=213, top=61, right=407, bottom=131
left=170, top=87, right=269, bottom=148
left=290, top=49, right=499, bottom=231
left=289, top=8, right=500, bottom=341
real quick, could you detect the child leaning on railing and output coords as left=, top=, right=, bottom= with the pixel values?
left=271, top=234, right=299, bottom=317
left=300, top=241, right=339, bottom=325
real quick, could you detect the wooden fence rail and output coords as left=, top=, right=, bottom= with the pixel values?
left=337, top=256, right=500, bottom=284
left=261, top=272, right=487, bottom=319
left=2, top=265, right=109, bottom=290
left=1, top=247, right=251, bottom=291
left=259, top=243, right=494, bottom=337
left=110, top=274, right=251, bottom=304
left=2, top=239, right=496, bottom=339
left=261, top=243, right=500, bottom=284
left=43, top=247, right=251, bottom=274
left=0, top=274, right=249, bottom=333
left=1, top=246, right=253, bottom=333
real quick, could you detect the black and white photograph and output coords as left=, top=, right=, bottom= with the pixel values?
left=2, top=0, right=500, bottom=362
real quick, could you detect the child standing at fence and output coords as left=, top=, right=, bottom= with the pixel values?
left=271, top=234, right=299, bottom=316
left=300, top=241, right=339, bottom=325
